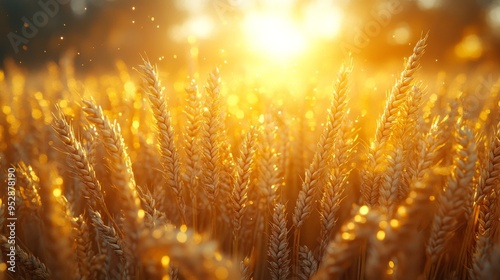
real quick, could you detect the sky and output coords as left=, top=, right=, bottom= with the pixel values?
left=0, top=0, right=499, bottom=74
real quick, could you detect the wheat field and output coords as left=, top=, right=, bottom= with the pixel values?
left=0, top=34, right=500, bottom=280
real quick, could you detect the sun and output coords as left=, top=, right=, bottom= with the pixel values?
left=242, top=13, right=307, bottom=60
left=241, top=2, right=343, bottom=62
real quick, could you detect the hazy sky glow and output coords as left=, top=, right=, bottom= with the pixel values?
left=0, top=0, right=499, bottom=72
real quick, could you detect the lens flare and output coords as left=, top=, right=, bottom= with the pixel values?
left=243, top=13, right=306, bottom=60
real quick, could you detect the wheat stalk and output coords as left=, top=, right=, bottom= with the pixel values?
left=319, top=115, right=358, bottom=256
left=0, top=234, right=51, bottom=279
left=231, top=128, right=257, bottom=256
left=89, top=209, right=125, bottom=258
left=82, top=99, right=142, bottom=220
left=139, top=59, right=187, bottom=225
left=400, top=85, right=425, bottom=200
left=426, top=124, right=477, bottom=266
left=470, top=123, right=500, bottom=278
left=51, top=107, right=114, bottom=218
left=293, top=61, right=351, bottom=229
left=183, top=79, right=203, bottom=229
left=200, top=68, right=224, bottom=236
left=292, top=62, right=351, bottom=277
left=361, top=33, right=428, bottom=207
left=82, top=98, right=143, bottom=271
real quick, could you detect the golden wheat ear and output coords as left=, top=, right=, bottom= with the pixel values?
left=139, top=58, right=186, bottom=225
left=183, top=79, right=203, bottom=229
left=292, top=59, right=352, bottom=231
left=361, top=34, right=428, bottom=208
left=0, top=235, right=51, bottom=279
left=231, top=128, right=257, bottom=256
left=81, top=99, right=142, bottom=223
left=426, top=123, right=477, bottom=276
left=82, top=98, right=143, bottom=274
left=256, top=116, right=282, bottom=209
left=319, top=114, right=358, bottom=258
left=268, top=203, right=291, bottom=280
left=470, top=122, right=500, bottom=279
left=51, top=105, right=106, bottom=211
left=72, top=214, right=93, bottom=279
left=292, top=60, right=352, bottom=275
left=200, top=68, right=224, bottom=236
left=399, top=86, right=426, bottom=198
left=298, top=245, right=318, bottom=280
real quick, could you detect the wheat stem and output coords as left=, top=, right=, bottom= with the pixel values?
left=139, top=59, right=187, bottom=225
left=362, top=34, right=428, bottom=207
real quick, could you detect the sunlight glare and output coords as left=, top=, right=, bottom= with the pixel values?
left=170, top=15, right=214, bottom=41
left=243, top=13, right=306, bottom=60
left=303, top=0, right=343, bottom=39
left=187, top=16, right=214, bottom=38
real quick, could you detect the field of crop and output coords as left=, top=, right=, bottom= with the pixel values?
left=0, top=32, right=500, bottom=280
